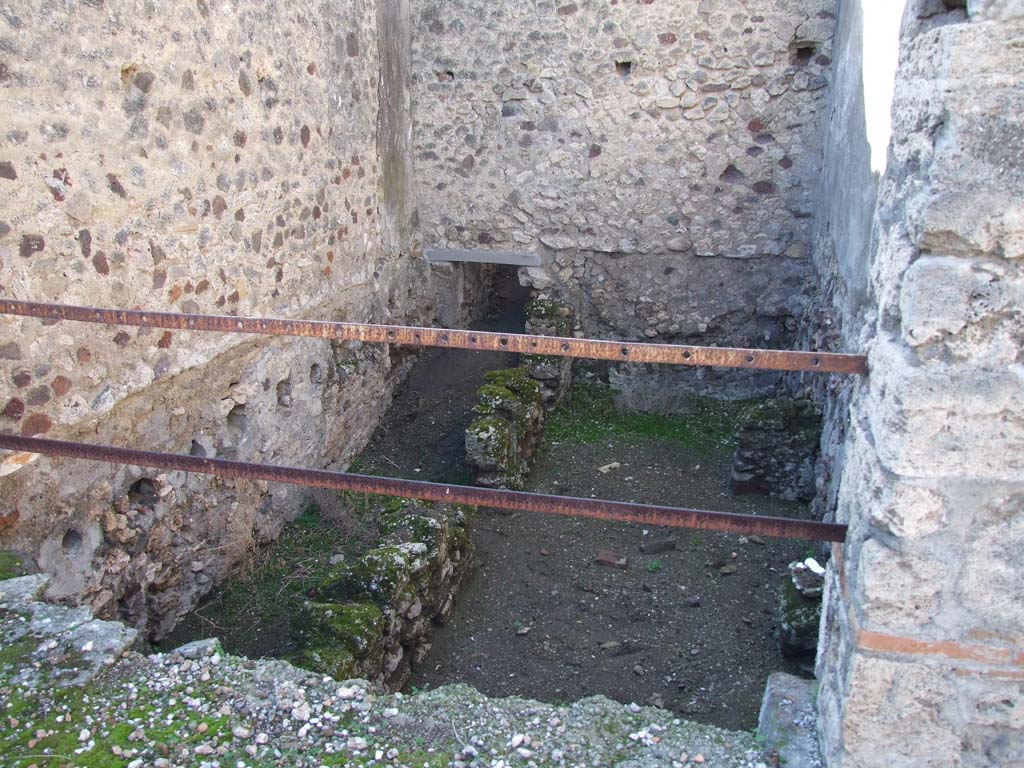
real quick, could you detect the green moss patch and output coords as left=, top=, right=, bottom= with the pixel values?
left=778, top=578, right=822, bottom=656
left=315, top=545, right=418, bottom=608
left=544, top=383, right=744, bottom=455
left=0, top=551, right=32, bottom=581
left=473, top=368, right=542, bottom=429
left=525, top=299, right=574, bottom=335
left=157, top=502, right=375, bottom=659
left=483, top=367, right=541, bottom=400
left=292, top=602, right=384, bottom=656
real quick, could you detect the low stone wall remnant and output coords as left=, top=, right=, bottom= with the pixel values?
left=465, top=368, right=545, bottom=489
left=730, top=398, right=821, bottom=502
left=523, top=298, right=575, bottom=405
left=289, top=499, right=473, bottom=690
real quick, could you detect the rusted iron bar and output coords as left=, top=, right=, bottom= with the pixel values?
left=0, top=435, right=847, bottom=542
left=0, top=300, right=867, bottom=375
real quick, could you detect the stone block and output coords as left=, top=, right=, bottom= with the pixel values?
left=862, top=338, right=1024, bottom=481
left=853, top=538, right=943, bottom=636
left=911, top=190, right=1024, bottom=261
left=757, top=673, right=822, bottom=768
left=899, top=256, right=1023, bottom=357
left=955, top=494, right=1024, bottom=637
left=969, top=0, right=1024, bottom=21
left=836, top=651, right=1023, bottom=767
left=836, top=423, right=951, bottom=539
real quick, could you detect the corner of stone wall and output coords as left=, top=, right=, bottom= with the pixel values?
left=815, top=5, right=1024, bottom=764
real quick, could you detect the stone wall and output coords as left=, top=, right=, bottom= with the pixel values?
left=465, top=367, right=544, bottom=489
left=0, top=0, right=456, bottom=640
left=813, top=1, right=1024, bottom=765
left=291, top=499, right=473, bottom=691
left=411, top=0, right=838, bottom=399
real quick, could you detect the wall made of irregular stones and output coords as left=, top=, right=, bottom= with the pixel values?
left=813, top=2, right=1024, bottom=765
left=411, top=0, right=837, bottom=398
left=0, top=0, right=446, bottom=640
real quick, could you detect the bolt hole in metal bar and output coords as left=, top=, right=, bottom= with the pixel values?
left=0, top=300, right=866, bottom=374
left=0, top=436, right=847, bottom=542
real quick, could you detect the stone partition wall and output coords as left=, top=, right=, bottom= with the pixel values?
left=411, top=0, right=838, bottom=399
left=811, top=1, right=1024, bottom=764
left=0, top=0, right=453, bottom=640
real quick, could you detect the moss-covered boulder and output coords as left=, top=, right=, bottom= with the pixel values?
left=466, top=367, right=544, bottom=489
left=730, top=397, right=821, bottom=502
left=289, top=500, right=473, bottom=690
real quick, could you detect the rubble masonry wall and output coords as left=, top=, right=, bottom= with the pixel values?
left=0, top=0, right=454, bottom=640
left=410, top=0, right=838, bottom=399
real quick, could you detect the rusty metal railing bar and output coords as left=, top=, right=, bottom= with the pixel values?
left=0, top=435, right=847, bottom=542
left=0, top=300, right=867, bottom=375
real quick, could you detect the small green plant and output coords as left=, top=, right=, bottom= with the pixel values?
left=645, top=559, right=663, bottom=573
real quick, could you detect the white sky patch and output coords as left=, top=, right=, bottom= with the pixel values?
left=861, top=0, right=908, bottom=174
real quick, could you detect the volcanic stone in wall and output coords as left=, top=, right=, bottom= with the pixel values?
left=523, top=298, right=575, bottom=406
left=289, top=499, right=473, bottom=691
left=730, top=398, right=821, bottom=502
left=465, top=368, right=544, bottom=489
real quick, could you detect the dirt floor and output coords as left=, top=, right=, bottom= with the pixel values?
left=163, top=270, right=816, bottom=732
left=408, top=387, right=814, bottom=731
left=352, top=270, right=526, bottom=484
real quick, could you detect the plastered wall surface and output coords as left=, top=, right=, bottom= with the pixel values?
left=0, top=0, right=438, bottom=638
